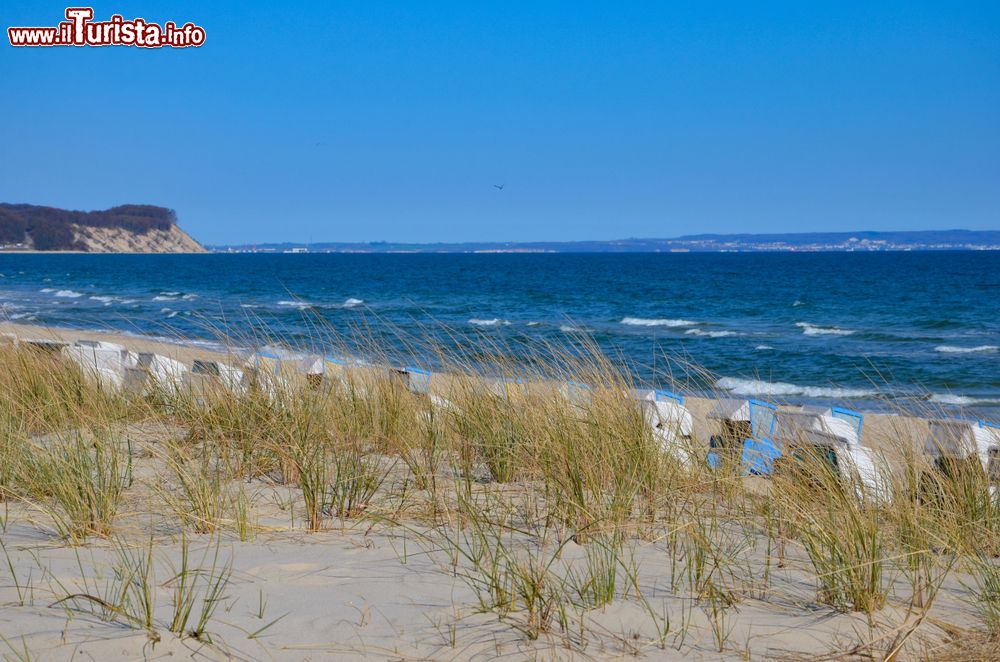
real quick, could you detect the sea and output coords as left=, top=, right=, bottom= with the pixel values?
left=0, top=251, right=997, bottom=418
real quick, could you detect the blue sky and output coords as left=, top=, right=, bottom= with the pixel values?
left=1, top=1, right=998, bottom=244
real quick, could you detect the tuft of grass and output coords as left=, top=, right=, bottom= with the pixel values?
left=11, top=431, right=132, bottom=543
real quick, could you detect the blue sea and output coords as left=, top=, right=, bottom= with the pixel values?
left=0, top=252, right=997, bottom=417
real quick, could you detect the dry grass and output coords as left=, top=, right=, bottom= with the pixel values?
left=0, top=325, right=997, bottom=659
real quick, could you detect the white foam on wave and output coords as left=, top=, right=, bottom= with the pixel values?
left=929, top=393, right=1000, bottom=406
left=153, top=295, right=177, bottom=302
left=793, top=300, right=805, bottom=307
left=277, top=300, right=313, bottom=309
left=796, top=322, right=855, bottom=336
left=160, top=291, right=180, bottom=296
left=526, top=321, right=541, bottom=327
left=90, top=295, right=115, bottom=304
left=621, top=317, right=697, bottom=327
left=684, top=328, right=739, bottom=338
left=181, top=293, right=198, bottom=300
left=40, top=288, right=54, bottom=293
left=716, top=376, right=876, bottom=399
left=469, top=318, right=509, bottom=327
left=755, top=344, right=774, bottom=350
left=934, top=345, right=998, bottom=354
left=343, top=297, right=364, bottom=308
left=54, top=290, right=83, bottom=298
left=560, top=324, right=589, bottom=333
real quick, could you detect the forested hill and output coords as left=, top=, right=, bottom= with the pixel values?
left=0, top=204, right=204, bottom=253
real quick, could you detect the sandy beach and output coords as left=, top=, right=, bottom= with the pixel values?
left=0, top=320, right=991, bottom=660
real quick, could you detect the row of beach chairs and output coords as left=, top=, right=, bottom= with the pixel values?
left=10, top=335, right=999, bottom=499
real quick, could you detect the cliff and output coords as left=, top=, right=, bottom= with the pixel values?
left=0, top=203, right=206, bottom=253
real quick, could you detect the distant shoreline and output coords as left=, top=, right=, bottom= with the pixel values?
left=208, top=229, right=1000, bottom=254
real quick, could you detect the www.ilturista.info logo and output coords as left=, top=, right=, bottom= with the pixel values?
left=8, top=7, right=205, bottom=48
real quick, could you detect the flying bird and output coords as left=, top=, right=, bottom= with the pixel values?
left=493, top=184, right=505, bottom=191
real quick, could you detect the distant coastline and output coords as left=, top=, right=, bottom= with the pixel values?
left=210, top=229, right=1000, bottom=254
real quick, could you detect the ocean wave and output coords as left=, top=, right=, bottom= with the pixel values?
left=793, top=300, right=805, bottom=307
left=684, top=329, right=739, bottom=338
left=89, top=295, right=115, bottom=304
left=754, top=344, right=774, bottom=350
left=54, top=290, right=83, bottom=298
left=469, top=318, right=509, bottom=327
left=929, top=393, right=1000, bottom=406
left=934, top=345, right=998, bottom=354
left=277, top=300, right=313, bottom=309
left=181, top=293, right=198, bottom=300
left=40, top=288, right=54, bottom=293
left=526, top=321, right=541, bottom=327
left=343, top=297, right=364, bottom=308
left=715, top=376, right=876, bottom=399
left=796, top=322, right=855, bottom=336
left=620, top=317, right=697, bottom=327
left=560, top=324, right=590, bottom=333
left=152, top=295, right=178, bottom=302
left=160, top=291, right=180, bottom=296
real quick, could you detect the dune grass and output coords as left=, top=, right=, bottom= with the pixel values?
left=0, top=323, right=998, bottom=658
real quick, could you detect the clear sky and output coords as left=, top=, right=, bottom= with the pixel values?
left=1, top=1, right=998, bottom=245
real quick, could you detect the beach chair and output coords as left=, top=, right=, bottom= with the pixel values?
left=188, top=359, right=247, bottom=395
left=23, top=338, right=70, bottom=354
left=246, top=349, right=325, bottom=395
left=393, top=366, right=432, bottom=395
left=62, top=342, right=127, bottom=389
left=128, top=352, right=188, bottom=395
left=923, top=419, right=1000, bottom=499
left=706, top=398, right=778, bottom=475
left=560, top=380, right=592, bottom=407
left=487, top=376, right=528, bottom=400
left=76, top=339, right=138, bottom=366
left=773, top=407, right=889, bottom=500
left=639, top=389, right=695, bottom=467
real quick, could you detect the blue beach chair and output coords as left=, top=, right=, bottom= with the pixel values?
left=707, top=398, right=779, bottom=475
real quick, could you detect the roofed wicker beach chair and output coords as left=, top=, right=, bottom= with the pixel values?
left=772, top=405, right=890, bottom=501
left=706, top=398, right=779, bottom=475
left=922, top=418, right=1000, bottom=501
left=634, top=389, right=696, bottom=467
left=487, top=376, right=528, bottom=400
left=244, top=349, right=325, bottom=396
left=188, top=359, right=247, bottom=396
left=62, top=341, right=130, bottom=390
left=393, top=366, right=432, bottom=395
left=128, top=352, right=188, bottom=395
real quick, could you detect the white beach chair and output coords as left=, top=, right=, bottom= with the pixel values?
left=129, top=352, right=188, bottom=395
left=62, top=342, right=126, bottom=390
left=558, top=380, right=592, bottom=409
left=924, top=419, right=1000, bottom=498
left=637, top=389, right=695, bottom=467
left=188, top=359, right=248, bottom=395
left=487, top=377, right=528, bottom=400
left=775, top=408, right=891, bottom=502
left=246, top=349, right=326, bottom=397
left=393, top=366, right=432, bottom=395
left=23, top=338, right=70, bottom=354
